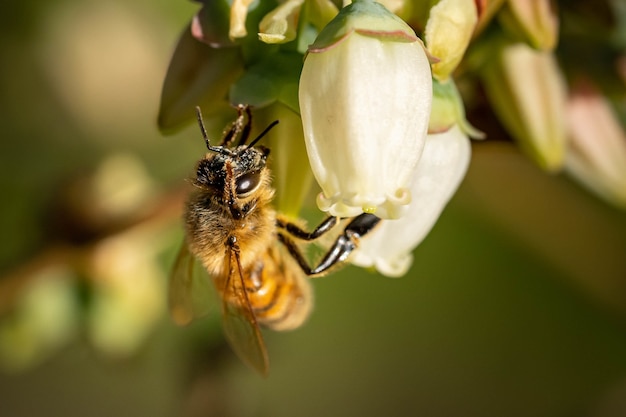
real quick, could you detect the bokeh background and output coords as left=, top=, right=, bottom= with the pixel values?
left=1, top=1, right=626, bottom=416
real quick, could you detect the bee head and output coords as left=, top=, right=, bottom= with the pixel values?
left=193, top=106, right=276, bottom=201
left=195, top=146, right=270, bottom=199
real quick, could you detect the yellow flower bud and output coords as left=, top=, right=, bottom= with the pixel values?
left=499, top=0, right=559, bottom=51
left=230, top=0, right=255, bottom=39
left=425, top=0, right=478, bottom=81
left=258, top=0, right=304, bottom=44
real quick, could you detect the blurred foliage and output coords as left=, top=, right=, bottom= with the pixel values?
left=0, top=0, right=625, bottom=416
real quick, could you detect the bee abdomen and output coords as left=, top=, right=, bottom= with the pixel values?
left=246, top=252, right=313, bottom=331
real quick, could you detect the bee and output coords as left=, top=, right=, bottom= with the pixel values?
left=170, top=105, right=380, bottom=375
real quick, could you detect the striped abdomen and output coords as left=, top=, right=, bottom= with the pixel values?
left=242, top=244, right=313, bottom=331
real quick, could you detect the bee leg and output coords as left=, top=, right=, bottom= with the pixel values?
left=309, top=213, right=381, bottom=274
left=276, top=215, right=339, bottom=241
left=236, top=105, right=253, bottom=147
left=220, top=104, right=252, bottom=147
left=278, top=214, right=381, bottom=276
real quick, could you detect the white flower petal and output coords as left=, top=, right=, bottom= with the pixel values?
left=299, top=32, right=432, bottom=219
left=350, top=125, right=471, bottom=276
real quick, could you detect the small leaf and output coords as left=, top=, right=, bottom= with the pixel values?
left=158, top=26, right=244, bottom=133
left=229, top=51, right=302, bottom=113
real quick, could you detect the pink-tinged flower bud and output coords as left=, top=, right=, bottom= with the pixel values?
left=566, top=83, right=626, bottom=208
left=299, top=0, right=432, bottom=219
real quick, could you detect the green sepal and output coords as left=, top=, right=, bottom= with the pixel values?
left=430, top=78, right=484, bottom=139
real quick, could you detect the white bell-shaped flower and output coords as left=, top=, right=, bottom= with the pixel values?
left=299, top=0, right=432, bottom=219
left=350, top=125, right=471, bottom=276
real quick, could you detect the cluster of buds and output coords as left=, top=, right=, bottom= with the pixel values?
left=159, top=0, right=626, bottom=277
left=475, top=0, right=626, bottom=205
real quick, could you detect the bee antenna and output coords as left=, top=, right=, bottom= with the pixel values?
left=196, top=106, right=237, bottom=157
left=195, top=106, right=213, bottom=150
left=246, top=120, right=279, bottom=149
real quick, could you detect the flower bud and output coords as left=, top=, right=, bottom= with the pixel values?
left=351, top=124, right=471, bottom=276
left=258, top=0, right=304, bottom=44
left=474, top=0, right=506, bottom=35
left=499, top=0, right=558, bottom=51
left=565, top=83, right=626, bottom=208
left=299, top=0, right=432, bottom=219
left=424, top=0, right=478, bottom=81
left=230, top=0, right=255, bottom=39
left=481, top=40, right=567, bottom=171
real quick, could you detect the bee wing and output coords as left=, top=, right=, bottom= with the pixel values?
left=221, top=247, right=269, bottom=376
left=169, top=242, right=213, bottom=326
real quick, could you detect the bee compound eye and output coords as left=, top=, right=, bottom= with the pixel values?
left=235, top=171, right=261, bottom=196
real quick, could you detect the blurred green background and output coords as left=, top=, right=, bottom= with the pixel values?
left=1, top=1, right=626, bottom=416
